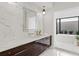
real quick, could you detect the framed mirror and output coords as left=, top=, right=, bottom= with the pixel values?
left=23, top=7, right=37, bottom=35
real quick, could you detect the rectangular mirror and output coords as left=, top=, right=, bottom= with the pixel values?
left=23, top=7, right=37, bottom=35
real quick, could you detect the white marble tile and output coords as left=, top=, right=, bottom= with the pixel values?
left=40, top=48, right=56, bottom=56
left=40, top=47, right=79, bottom=56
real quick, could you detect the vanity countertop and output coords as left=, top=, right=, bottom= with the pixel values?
left=0, top=33, right=51, bottom=52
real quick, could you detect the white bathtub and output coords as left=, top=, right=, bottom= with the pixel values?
left=54, top=34, right=79, bottom=54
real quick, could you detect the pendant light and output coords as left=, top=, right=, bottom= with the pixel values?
left=42, top=6, right=46, bottom=14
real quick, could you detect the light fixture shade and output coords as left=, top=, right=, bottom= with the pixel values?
left=42, top=8, right=46, bottom=14
left=43, top=11, right=46, bottom=14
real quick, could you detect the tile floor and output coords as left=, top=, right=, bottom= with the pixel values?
left=40, top=47, right=79, bottom=56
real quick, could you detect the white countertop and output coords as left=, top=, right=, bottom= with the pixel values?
left=0, top=33, right=51, bottom=52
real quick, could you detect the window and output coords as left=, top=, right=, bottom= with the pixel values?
left=56, top=16, right=79, bottom=35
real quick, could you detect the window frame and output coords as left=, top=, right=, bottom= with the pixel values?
left=56, top=16, right=79, bottom=34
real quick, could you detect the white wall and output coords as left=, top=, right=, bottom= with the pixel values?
left=44, top=8, right=54, bottom=47
left=0, top=2, right=43, bottom=48
left=0, top=2, right=24, bottom=41
left=55, top=7, right=79, bottom=18
left=0, top=2, right=54, bottom=50
left=54, top=6, right=79, bottom=54
left=44, top=9, right=54, bottom=35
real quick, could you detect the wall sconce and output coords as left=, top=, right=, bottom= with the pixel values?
left=42, top=6, right=46, bottom=15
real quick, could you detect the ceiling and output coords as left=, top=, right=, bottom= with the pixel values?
left=29, top=2, right=53, bottom=11
left=33, top=2, right=53, bottom=10
left=54, top=2, right=79, bottom=11
left=18, top=2, right=79, bottom=12
left=31, top=2, right=79, bottom=11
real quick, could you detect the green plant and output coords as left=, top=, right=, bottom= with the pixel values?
left=76, top=31, right=79, bottom=40
left=76, top=31, right=79, bottom=35
left=64, top=30, right=67, bottom=34
left=69, top=31, right=73, bottom=34
left=76, top=35, right=79, bottom=40
left=60, top=31, right=63, bottom=34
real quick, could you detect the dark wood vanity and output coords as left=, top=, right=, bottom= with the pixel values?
left=0, top=35, right=52, bottom=56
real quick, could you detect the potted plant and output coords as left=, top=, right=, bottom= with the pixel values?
left=60, top=31, right=63, bottom=34
left=69, top=31, right=73, bottom=34
left=76, top=35, right=79, bottom=46
left=76, top=31, right=79, bottom=35
left=64, top=30, right=67, bottom=34
left=76, top=31, right=79, bottom=46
